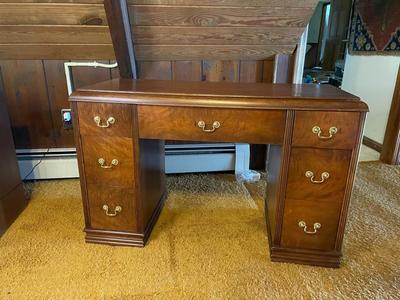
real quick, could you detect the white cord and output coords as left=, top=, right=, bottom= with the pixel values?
left=64, top=61, right=118, bottom=96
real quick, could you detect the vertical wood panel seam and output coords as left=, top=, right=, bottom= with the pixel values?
left=42, top=60, right=57, bottom=147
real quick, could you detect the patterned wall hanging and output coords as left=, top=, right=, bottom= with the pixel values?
left=349, top=0, right=400, bottom=55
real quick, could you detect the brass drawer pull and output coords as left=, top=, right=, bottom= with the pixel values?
left=94, top=116, right=115, bottom=128
left=298, top=221, right=321, bottom=235
left=197, top=120, right=220, bottom=133
left=312, top=126, right=338, bottom=139
left=98, top=158, right=119, bottom=169
left=102, top=204, right=122, bottom=217
left=305, top=171, right=329, bottom=184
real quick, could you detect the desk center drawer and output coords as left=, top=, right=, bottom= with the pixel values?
left=138, top=106, right=286, bottom=144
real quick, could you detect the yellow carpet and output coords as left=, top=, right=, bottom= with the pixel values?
left=0, top=162, right=399, bottom=299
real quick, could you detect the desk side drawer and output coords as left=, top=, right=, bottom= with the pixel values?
left=286, top=148, right=351, bottom=201
left=138, top=106, right=286, bottom=144
left=281, top=199, right=342, bottom=251
left=87, top=184, right=137, bottom=232
left=81, top=135, right=134, bottom=188
left=77, top=102, right=132, bottom=137
left=292, top=111, right=360, bottom=149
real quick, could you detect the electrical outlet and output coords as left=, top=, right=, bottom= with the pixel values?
left=61, top=109, right=73, bottom=129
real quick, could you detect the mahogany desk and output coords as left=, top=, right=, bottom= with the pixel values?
left=70, top=79, right=368, bottom=268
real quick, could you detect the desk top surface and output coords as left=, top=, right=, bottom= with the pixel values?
left=71, top=79, right=368, bottom=112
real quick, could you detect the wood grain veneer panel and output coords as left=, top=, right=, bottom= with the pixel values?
left=0, top=25, right=111, bottom=44
left=0, top=4, right=107, bottom=25
left=43, top=60, right=75, bottom=148
left=292, top=111, right=361, bottom=150
left=128, top=0, right=318, bottom=7
left=281, top=199, right=342, bottom=251
left=87, top=184, right=137, bottom=231
left=0, top=1, right=104, bottom=3
left=138, top=61, right=172, bottom=80
left=129, top=6, right=314, bottom=27
left=239, top=61, right=264, bottom=83
left=74, top=78, right=362, bottom=102
left=0, top=72, right=27, bottom=235
left=131, top=26, right=303, bottom=45
left=172, top=61, right=202, bottom=81
left=81, top=135, right=134, bottom=187
left=202, top=60, right=240, bottom=82
left=138, top=105, right=286, bottom=144
left=77, top=102, right=133, bottom=138
left=0, top=60, right=55, bottom=148
left=286, top=148, right=352, bottom=201
left=0, top=45, right=115, bottom=60
left=135, top=45, right=294, bottom=61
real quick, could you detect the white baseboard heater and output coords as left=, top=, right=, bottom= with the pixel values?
left=17, top=143, right=249, bottom=180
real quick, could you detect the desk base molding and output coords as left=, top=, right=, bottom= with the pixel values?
left=270, top=247, right=342, bottom=268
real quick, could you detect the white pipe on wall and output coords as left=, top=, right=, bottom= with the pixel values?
left=64, top=61, right=118, bottom=96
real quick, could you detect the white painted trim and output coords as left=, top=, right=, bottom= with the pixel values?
left=166, top=153, right=235, bottom=174
left=234, top=144, right=250, bottom=175
left=18, top=155, right=79, bottom=180
left=293, top=25, right=309, bottom=84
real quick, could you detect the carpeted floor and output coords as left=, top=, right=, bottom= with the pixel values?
left=0, top=162, right=399, bottom=299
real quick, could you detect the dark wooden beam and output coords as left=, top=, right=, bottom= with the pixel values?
left=362, top=136, right=382, bottom=153
left=104, top=0, right=137, bottom=79
left=0, top=68, right=28, bottom=236
left=381, top=65, right=400, bottom=165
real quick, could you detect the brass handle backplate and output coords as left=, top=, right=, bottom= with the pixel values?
left=312, top=126, right=338, bottom=139
left=94, top=116, right=115, bottom=128
left=98, top=158, right=119, bottom=169
left=197, top=120, right=220, bottom=133
left=298, top=221, right=321, bottom=235
left=305, top=171, right=330, bottom=184
left=102, top=205, right=122, bottom=217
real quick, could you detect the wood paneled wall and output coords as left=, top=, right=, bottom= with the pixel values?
left=0, top=57, right=281, bottom=149
left=0, top=59, right=114, bottom=148
left=0, top=0, right=313, bottom=149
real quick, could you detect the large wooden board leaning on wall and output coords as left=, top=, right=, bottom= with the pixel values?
left=0, top=0, right=317, bottom=60
left=0, top=72, right=27, bottom=235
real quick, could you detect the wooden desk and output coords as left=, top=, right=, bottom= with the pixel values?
left=70, top=79, right=368, bottom=268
